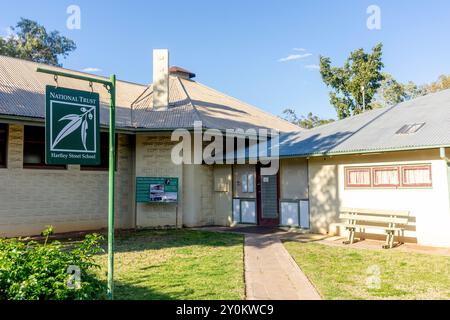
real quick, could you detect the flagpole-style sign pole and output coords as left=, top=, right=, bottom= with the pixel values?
left=36, top=67, right=116, bottom=300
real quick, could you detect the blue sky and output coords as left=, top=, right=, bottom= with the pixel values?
left=1, top=0, right=450, bottom=119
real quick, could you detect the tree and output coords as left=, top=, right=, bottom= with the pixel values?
left=282, top=109, right=334, bottom=129
left=319, top=43, right=385, bottom=119
left=0, top=18, right=76, bottom=66
left=375, top=73, right=405, bottom=107
left=373, top=73, right=429, bottom=108
left=427, top=75, right=450, bottom=93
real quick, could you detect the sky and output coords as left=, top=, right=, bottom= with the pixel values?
left=1, top=0, right=450, bottom=119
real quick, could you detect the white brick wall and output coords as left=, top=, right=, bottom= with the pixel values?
left=0, top=124, right=134, bottom=237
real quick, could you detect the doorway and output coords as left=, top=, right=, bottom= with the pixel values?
left=256, top=166, right=280, bottom=226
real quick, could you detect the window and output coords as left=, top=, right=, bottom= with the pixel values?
left=247, top=173, right=255, bottom=193
left=0, top=124, right=7, bottom=168
left=396, top=123, right=425, bottom=135
left=402, top=165, right=432, bottom=187
left=345, top=168, right=371, bottom=187
left=81, top=132, right=117, bottom=171
left=23, top=126, right=66, bottom=169
left=240, top=173, right=255, bottom=193
left=373, top=167, right=400, bottom=187
left=345, top=164, right=432, bottom=189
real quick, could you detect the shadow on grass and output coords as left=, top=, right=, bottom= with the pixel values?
left=113, top=281, right=176, bottom=300
left=106, top=229, right=243, bottom=254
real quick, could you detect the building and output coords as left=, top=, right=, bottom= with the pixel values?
left=0, top=53, right=449, bottom=247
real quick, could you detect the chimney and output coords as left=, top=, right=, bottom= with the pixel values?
left=153, top=49, right=169, bottom=110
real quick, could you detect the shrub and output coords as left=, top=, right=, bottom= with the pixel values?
left=0, top=227, right=106, bottom=300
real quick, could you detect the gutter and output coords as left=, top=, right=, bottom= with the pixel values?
left=440, top=147, right=450, bottom=163
left=0, top=114, right=268, bottom=137
left=280, top=145, right=450, bottom=159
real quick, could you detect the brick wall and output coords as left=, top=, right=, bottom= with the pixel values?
left=0, top=124, right=134, bottom=237
left=135, top=134, right=183, bottom=228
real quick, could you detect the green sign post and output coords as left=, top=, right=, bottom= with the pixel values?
left=37, top=68, right=116, bottom=300
left=45, top=86, right=100, bottom=165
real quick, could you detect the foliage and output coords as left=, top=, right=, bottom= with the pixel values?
left=319, top=43, right=385, bottom=119
left=282, top=109, right=334, bottom=129
left=0, top=227, right=105, bottom=300
left=427, top=74, right=450, bottom=93
left=0, top=18, right=76, bottom=66
left=373, top=73, right=428, bottom=108
left=284, top=241, right=450, bottom=300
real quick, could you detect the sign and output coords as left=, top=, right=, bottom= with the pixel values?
left=45, top=86, right=100, bottom=165
left=136, top=177, right=178, bottom=203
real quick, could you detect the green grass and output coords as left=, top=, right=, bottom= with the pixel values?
left=94, top=230, right=244, bottom=300
left=283, top=241, right=450, bottom=300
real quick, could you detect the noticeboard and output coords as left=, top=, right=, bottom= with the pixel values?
left=136, top=177, right=179, bottom=203
left=45, top=86, right=100, bottom=165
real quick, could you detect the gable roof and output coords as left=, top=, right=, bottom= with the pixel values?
left=0, top=55, right=299, bottom=132
left=278, top=89, right=450, bottom=157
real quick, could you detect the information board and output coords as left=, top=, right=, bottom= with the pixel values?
left=136, top=177, right=179, bottom=203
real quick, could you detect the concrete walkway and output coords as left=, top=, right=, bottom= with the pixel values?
left=244, top=233, right=321, bottom=300
left=197, top=227, right=322, bottom=300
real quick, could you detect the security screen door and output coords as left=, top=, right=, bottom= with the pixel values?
left=258, top=173, right=279, bottom=226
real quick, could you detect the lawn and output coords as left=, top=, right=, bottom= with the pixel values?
left=94, top=230, right=244, bottom=300
left=283, top=241, right=450, bottom=300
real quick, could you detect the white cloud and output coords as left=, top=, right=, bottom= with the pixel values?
left=82, top=67, right=102, bottom=73
left=278, top=53, right=312, bottom=62
left=305, top=64, right=320, bottom=70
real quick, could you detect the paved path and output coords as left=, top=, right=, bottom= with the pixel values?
left=244, top=233, right=321, bottom=300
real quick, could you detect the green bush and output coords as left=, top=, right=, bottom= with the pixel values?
left=0, top=227, right=106, bottom=300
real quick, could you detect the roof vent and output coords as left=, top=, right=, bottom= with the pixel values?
left=170, top=66, right=196, bottom=80
left=395, top=123, right=425, bottom=135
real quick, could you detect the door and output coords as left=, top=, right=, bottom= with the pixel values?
left=232, top=165, right=257, bottom=224
left=257, top=166, right=280, bottom=226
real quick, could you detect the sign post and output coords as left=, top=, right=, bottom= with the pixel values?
left=37, top=67, right=116, bottom=300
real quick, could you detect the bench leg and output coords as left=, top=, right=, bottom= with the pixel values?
left=349, top=229, right=356, bottom=244
left=383, top=232, right=394, bottom=249
left=343, top=228, right=356, bottom=245
left=389, top=232, right=395, bottom=249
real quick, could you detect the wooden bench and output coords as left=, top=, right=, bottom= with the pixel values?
left=338, top=208, right=410, bottom=249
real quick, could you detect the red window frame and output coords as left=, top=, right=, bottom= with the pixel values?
left=372, top=166, right=401, bottom=188
left=401, top=164, right=432, bottom=188
left=345, top=167, right=372, bottom=188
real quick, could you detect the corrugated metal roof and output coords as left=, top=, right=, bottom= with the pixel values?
left=278, top=90, right=450, bottom=157
left=0, top=55, right=300, bottom=132
left=0, top=55, right=146, bottom=128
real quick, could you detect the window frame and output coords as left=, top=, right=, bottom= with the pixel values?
left=401, top=164, right=432, bottom=188
left=344, top=163, right=433, bottom=189
left=23, top=126, right=67, bottom=170
left=0, top=123, right=8, bottom=168
left=344, top=167, right=372, bottom=188
left=372, top=166, right=401, bottom=188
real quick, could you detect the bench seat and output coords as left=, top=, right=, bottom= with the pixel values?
left=337, top=223, right=404, bottom=232
left=338, top=208, right=410, bottom=249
